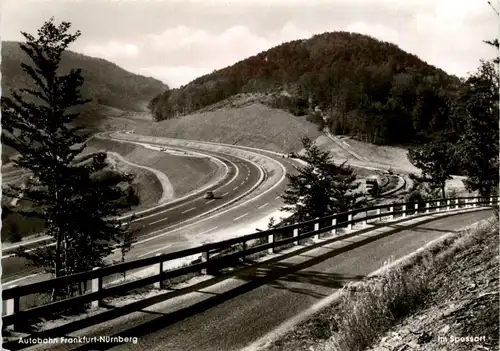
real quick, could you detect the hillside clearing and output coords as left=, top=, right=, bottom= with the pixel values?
left=135, top=103, right=322, bottom=153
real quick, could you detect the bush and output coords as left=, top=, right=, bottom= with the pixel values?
left=404, top=190, right=426, bottom=203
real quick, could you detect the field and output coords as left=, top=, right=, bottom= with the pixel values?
left=135, top=102, right=322, bottom=153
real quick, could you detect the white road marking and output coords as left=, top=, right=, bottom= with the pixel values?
left=181, top=207, right=196, bottom=214
left=275, top=196, right=280, bottom=200
left=4, top=273, right=39, bottom=286
left=233, top=186, right=239, bottom=190
left=148, top=217, right=169, bottom=226
left=258, top=203, right=269, bottom=209
left=222, top=192, right=228, bottom=196
left=233, top=213, right=249, bottom=221
left=138, top=244, right=173, bottom=258
left=198, top=227, right=219, bottom=235
left=3, top=243, right=56, bottom=259
left=206, top=199, right=215, bottom=204
left=240, top=181, right=245, bottom=185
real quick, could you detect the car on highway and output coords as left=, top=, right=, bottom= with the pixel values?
left=204, top=191, right=215, bottom=199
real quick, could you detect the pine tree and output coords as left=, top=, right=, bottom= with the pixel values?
left=1, top=18, right=135, bottom=299
left=280, top=136, right=366, bottom=226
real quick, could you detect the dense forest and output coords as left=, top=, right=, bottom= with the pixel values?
left=148, top=31, right=460, bottom=145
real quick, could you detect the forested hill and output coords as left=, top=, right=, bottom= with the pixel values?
left=2, top=41, right=169, bottom=117
left=149, top=31, right=460, bottom=145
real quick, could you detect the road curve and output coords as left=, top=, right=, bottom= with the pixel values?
left=112, top=210, right=493, bottom=351
left=1, top=144, right=264, bottom=284
left=14, top=209, right=493, bottom=351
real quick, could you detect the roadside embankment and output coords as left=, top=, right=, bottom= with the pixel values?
left=263, top=215, right=499, bottom=351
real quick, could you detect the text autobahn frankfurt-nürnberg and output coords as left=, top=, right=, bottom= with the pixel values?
left=19, top=336, right=138, bottom=345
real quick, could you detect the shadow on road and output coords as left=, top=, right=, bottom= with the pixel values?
left=4, top=209, right=489, bottom=350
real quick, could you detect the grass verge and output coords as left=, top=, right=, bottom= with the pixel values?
left=86, top=137, right=220, bottom=197
left=266, top=215, right=499, bottom=351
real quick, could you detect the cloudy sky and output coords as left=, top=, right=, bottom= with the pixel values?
left=1, top=0, right=498, bottom=88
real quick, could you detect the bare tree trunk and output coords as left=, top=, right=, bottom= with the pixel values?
left=52, top=228, right=62, bottom=302
left=51, top=188, right=63, bottom=302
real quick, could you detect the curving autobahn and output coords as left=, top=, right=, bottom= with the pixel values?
left=1, top=138, right=289, bottom=286
left=1, top=132, right=404, bottom=289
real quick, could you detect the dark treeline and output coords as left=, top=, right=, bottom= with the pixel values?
left=149, top=31, right=460, bottom=145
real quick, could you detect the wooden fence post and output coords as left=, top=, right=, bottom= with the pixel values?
left=154, top=253, right=164, bottom=289
left=414, top=203, right=419, bottom=215
left=268, top=233, right=275, bottom=254
left=446, top=199, right=450, bottom=211
left=347, top=214, right=353, bottom=230
left=293, top=228, right=299, bottom=245
left=241, top=241, right=247, bottom=261
left=201, top=251, right=209, bottom=275
left=389, top=206, right=394, bottom=220
left=92, top=267, right=103, bottom=308
left=331, top=218, right=337, bottom=235
left=402, top=204, right=407, bottom=218
left=436, top=201, right=440, bottom=212
left=425, top=202, right=430, bottom=214
left=314, top=219, right=320, bottom=240
left=5, top=284, right=20, bottom=331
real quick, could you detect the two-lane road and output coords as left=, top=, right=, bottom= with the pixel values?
left=70, top=210, right=495, bottom=351
left=15, top=208, right=492, bottom=351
